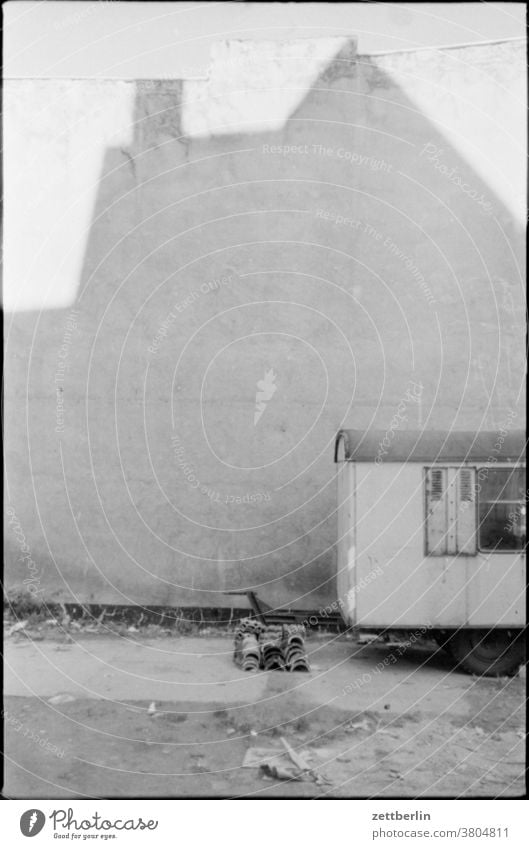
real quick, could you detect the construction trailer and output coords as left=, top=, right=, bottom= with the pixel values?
left=334, top=429, right=526, bottom=675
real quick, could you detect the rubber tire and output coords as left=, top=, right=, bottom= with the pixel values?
left=448, top=629, right=525, bottom=677
left=433, top=632, right=454, bottom=655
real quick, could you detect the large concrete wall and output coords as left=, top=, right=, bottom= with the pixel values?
left=4, top=39, right=525, bottom=609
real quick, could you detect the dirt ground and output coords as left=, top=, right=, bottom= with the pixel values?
left=3, top=630, right=526, bottom=799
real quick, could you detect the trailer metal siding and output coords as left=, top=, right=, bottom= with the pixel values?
left=335, top=448, right=525, bottom=629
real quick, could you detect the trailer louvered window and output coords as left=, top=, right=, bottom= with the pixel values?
left=430, top=469, right=444, bottom=500
left=425, top=467, right=477, bottom=556
left=459, top=469, right=474, bottom=501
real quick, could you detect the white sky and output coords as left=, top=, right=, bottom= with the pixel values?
left=4, top=1, right=526, bottom=79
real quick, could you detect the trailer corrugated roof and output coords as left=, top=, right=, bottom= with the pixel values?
left=334, top=429, right=526, bottom=463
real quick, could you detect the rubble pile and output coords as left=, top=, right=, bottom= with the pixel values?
left=233, top=619, right=310, bottom=672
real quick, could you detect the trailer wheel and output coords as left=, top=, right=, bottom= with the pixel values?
left=448, top=629, right=524, bottom=677
left=433, top=632, right=453, bottom=655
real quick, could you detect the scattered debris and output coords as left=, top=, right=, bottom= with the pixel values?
left=347, top=718, right=372, bottom=733
left=280, top=736, right=331, bottom=785
left=7, top=620, right=28, bottom=636
left=356, top=633, right=380, bottom=644
left=48, top=693, right=76, bottom=705
left=260, top=762, right=303, bottom=781
left=243, top=741, right=330, bottom=784
left=243, top=747, right=286, bottom=768
left=280, top=736, right=311, bottom=770
left=243, top=745, right=312, bottom=768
